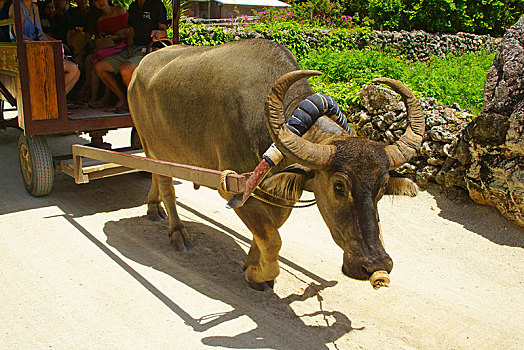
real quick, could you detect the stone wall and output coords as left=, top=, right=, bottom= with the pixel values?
left=460, top=17, right=524, bottom=227
left=182, top=22, right=498, bottom=61
left=349, top=83, right=522, bottom=228
left=350, top=30, right=498, bottom=61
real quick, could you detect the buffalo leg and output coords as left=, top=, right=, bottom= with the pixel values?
left=146, top=175, right=167, bottom=221
left=243, top=240, right=261, bottom=272
left=235, top=200, right=292, bottom=290
left=155, top=174, right=193, bottom=251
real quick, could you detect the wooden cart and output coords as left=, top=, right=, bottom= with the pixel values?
left=0, top=0, right=135, bottom=196
left=0, top=1, right=235, bottom=197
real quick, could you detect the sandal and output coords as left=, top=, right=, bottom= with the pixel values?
left=88, top=100, right=107, bottom=109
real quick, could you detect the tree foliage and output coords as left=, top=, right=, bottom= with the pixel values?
left=112, top=0, right=522, bottom=36
left=343, top=0, right=523, bottom=36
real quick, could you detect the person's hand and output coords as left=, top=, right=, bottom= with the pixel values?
left=150, top=30, right=165, bottom=41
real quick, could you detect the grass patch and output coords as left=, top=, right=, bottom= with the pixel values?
left=299, top=49, right=495, bottom=115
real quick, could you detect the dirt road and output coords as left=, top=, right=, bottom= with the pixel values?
left=1, top=126, right=523, bottom=349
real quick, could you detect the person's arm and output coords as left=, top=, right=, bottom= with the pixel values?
left=110, top=27, right=130, bottom=43
left=127, top=26, right=134, bottom=47
left=150, top=2, right=167, bottom=42
left=150, top=23, right=166, bottom=41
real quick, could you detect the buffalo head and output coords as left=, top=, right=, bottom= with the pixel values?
left=265, top=70, right=425, bottom=280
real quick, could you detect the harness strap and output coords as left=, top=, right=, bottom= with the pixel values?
left=253, top=186, right=316, bottom=209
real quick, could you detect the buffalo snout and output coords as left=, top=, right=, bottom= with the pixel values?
left=342, top=251, right=393, bottom=280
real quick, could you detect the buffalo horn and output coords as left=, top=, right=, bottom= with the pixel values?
left=265, top=70, right=337, bottom=169
left=373, top=78, right=425, bottom=169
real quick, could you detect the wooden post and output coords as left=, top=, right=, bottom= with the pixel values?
left=12, top=0, right=32, bottom=129
left=172, top=0, right=180, bottom=44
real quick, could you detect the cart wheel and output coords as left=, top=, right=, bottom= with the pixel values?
left=131, top=127, right=142, bottom=149
left=18, top=134, right=54, bottom=197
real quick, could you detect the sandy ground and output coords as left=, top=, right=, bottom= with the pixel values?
left=1, top=124, right=523, bottom=350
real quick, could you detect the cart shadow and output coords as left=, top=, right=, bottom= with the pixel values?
left=0, top=127, right=159, bottom=216
left=425, top=185, right=523, bottom=248
left=100, top=207, right=359, bottom=349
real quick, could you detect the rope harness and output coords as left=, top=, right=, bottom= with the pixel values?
left=219, top=169, right=317, bottom=208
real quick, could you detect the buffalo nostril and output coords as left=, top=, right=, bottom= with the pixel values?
left=361, top=265, right=371, bottom=277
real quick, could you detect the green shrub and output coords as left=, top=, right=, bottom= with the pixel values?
left=254, top=1, right=353, bottom=28
left=174, top=22, right=493, bottom=114
left=300, top=49, right=494, bottom=114
left=178, top=23, right=234, bottom=46
left=367, top=0, right=405, bottom=30
left=344, top=0, right=523, bottom=36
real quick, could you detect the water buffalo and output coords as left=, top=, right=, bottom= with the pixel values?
left=128, top=39, right=424, bottom=290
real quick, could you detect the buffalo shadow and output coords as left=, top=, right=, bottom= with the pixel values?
left=1, top=126, right=358, bottom=348
left=97, top=202, right=360, bottom=350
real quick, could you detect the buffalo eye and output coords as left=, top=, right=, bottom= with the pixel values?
left=332, top=173, right=351, bottom=199
left=333, top=181, right=346, bottom=196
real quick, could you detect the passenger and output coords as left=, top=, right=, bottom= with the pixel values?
left=9, top=0, right=80, bottom=94
left=66, top=0, right=91, bottom=75
left=49, top=0, right=73, bottom=43
left=39, top=0, right=55, bottom=34
left=68, top=0, right=88, bottom=28
left=87, top=0, right=129, bottom=108
left=93, top=0, right=167, bottom=113
left=0, top=0, right=12, bottom=42
left=76, top=0, right=100, bottom=102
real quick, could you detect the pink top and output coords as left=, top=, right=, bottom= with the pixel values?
left=97, top=12, right=129, bottom=35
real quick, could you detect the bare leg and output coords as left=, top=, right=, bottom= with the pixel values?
left=93, top=59, right=126, bottom=108
left=120, top=61, right=137, bottom=88
left=88, top=67, right=100, bottom=102
left=82, top=54, right=93, bottom=101
left=64, top=60, right=80, bottom=94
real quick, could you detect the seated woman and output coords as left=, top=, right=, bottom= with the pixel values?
left=9, top=0, right=80, bottom=94
left=87, top=0, right=128, bottom=108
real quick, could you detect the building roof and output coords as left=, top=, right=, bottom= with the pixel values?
left=194, top=0, right=290, bottom=6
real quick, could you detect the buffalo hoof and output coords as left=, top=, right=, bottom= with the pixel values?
left=247, top=280, right=275, bottom=291
left=147, top=207, right=167, bottom=221
left=170, top=230, right=193, bottom=252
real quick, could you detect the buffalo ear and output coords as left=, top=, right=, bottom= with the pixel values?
left=385, top=171, right=418, bottom=197
left=280, top=164, right=315, bottom=192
